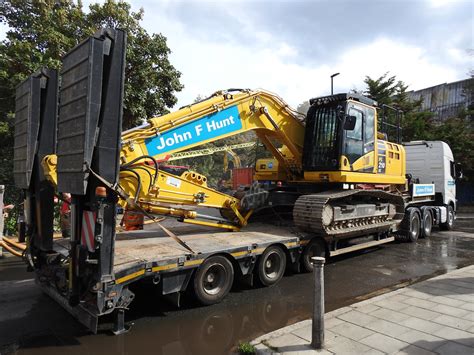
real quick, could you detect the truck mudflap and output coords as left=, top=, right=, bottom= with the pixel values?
left=293, top=189, right=405, bottom=239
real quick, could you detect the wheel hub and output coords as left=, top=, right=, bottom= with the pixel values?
left=264, top=252, right=280, bottom=279
left=203, top=264, right=226, bottom=295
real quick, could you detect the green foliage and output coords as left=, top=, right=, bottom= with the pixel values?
left=0, top=0, right=183, bottom=230
left=429, top=117, right=474, bottom=173
left=173, top=132, right=258, bottom=188
left=364, top=72, right=398, bottom=106
left=237, top=342, right=256, bottom=355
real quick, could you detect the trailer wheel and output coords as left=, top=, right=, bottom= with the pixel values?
left=257, top=245, right=286, bottom=286
left=406, top=209, right=421, bottom=242
left=422, top=211, right=433, bottom=238
left=301, top=238, right=326, bottom=273
left=193, top=255, right=234, bottom=305
left=440, top=205, right=454, bottom=231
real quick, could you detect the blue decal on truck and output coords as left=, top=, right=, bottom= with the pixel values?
left=145, top=106, right=242, bottom=156
left=413, top=184, right=435, bottom=197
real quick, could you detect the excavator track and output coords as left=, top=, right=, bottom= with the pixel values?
left=293, top=189, right=405, bottom=239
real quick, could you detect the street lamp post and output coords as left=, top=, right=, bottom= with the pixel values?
left=330, top=72, right=340, bottom=95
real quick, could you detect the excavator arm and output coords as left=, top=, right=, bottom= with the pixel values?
left=43, top=89, right=305, bottom=230
left=117, top=89, right=305, bottom=230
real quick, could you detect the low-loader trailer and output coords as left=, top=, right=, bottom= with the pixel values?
left=12, top=29, right=459, bottom=333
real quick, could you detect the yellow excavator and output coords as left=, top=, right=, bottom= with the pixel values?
left=43, top=88, right=406, bottom=238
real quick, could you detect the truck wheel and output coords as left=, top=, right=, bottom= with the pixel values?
left=257, top=245, right=286, bottom=286
left=193, top=255, right=234, bottom=305
left=408, top=209, right=421, bottom=242
left=400, top=208, right=421, bottom=242
left=301, top=238, right=326, bottom=273
left=440, top=205, right=454, bottom=231
left=422, top=211, right=433, bottom=238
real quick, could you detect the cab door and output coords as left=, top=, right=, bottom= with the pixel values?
left=343, top=102, right=376, bottom=172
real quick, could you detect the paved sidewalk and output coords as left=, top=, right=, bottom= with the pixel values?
left=251, top=265, right=474, bottom=354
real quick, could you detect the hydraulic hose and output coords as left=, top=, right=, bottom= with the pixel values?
left=122, top=155, right=159, bottom=186
left=2, top=236, right=26, bottom=250
left=0, top=241, right=23, bottom=257
left=120, top=168, right=142, bottom=203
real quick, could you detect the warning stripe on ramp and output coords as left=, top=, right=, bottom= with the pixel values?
left=81, top=211, right=96, bottom=252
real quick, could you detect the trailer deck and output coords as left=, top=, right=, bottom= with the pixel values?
left=53, top=223, right=301, bottom=285
left=46, top=222, right=303, bottom=332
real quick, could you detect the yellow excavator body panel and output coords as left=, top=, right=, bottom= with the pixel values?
left=41, top=89, right=408, bottom=231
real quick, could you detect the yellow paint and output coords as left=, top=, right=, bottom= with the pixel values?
left=116, top=269, right=145, bottom=284
left=152, top=263, right=179, bottom=272
left=304, top=170, right=406, bottom=184
left=182, top=218, right=240, bottom=231
left=183, top=259, right=203, bottom=267
left=231, top=250, right=250, bottom=257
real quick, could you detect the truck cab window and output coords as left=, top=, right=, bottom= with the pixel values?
left=450, top=160, right=456, bottom=180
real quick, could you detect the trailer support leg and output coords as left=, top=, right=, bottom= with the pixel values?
left=112, top=309, right=129, bottom=335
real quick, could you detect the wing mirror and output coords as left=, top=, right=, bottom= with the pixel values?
left=343, top=115, right=357, bottom=130
left=456, top=163, right=463, bottom=180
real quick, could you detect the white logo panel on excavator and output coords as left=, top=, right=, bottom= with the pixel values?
left=145, top=106, right=242, bottom=156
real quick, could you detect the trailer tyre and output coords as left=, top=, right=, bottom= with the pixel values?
left=301, top=238, right=326, bottom=273
left=422, top=211, right=433, bottom=238
left=257, top=245, right=286, bottom=286
left=193, top=255, right=234, bottom=305
left=440, top=205, right=454, bottom=231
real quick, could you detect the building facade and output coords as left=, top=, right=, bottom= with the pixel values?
left=407, top=78, right=473, bottom=121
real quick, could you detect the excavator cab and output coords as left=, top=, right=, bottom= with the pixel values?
left=302, top=93, right=406, bottom=186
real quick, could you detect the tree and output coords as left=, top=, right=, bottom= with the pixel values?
left=364, top=73, right=474, bottom=178
left=0, top=0, right=183, bottom=231
left=0, top=0, right=183, bottom=129
left=364, top=73, right=433, bottom=142
left=364, top=72, right=398, bottom=106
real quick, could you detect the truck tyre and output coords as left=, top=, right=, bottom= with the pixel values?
left=399, top=208, right=421, bottom=242
left=421, top=210, right=433, bottom=238
left=407, top=209, right=421, bottom=242
left=257, top=245, right=286, bottom=286
left=193, top=255, right=234, bottom=305
left=440, top=205, right=454, bottom=231
left=301, top=238, right=326, bottom=273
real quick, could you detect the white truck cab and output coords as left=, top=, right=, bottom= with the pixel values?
left=404, top=141, right=457, bottom=211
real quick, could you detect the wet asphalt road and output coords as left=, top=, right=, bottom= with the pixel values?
left=0, top=217, right=473, bottom=355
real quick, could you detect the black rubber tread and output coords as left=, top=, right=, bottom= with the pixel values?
left=293, top=189, right=405, bottom=239
left=421, top=210, right=433, bottom=238
left=397, top=208, right=421, bottom=243
left=257, top=245, right=287, bottom=287
left=440, top=205, right=454, bottom=231
left=193, top=255, right=234, bottom=306
left=301, top=238, right=326, bottom=273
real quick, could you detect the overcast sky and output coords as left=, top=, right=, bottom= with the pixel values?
left=4, top=0, right=473, bottom=108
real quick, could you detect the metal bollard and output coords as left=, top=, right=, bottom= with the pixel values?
left=311, top=256, right=326, bottom=349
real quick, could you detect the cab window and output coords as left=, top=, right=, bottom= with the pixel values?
left=346, top=107, right=363, bottom=140
left=363, top=106, right=375, bottom=153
